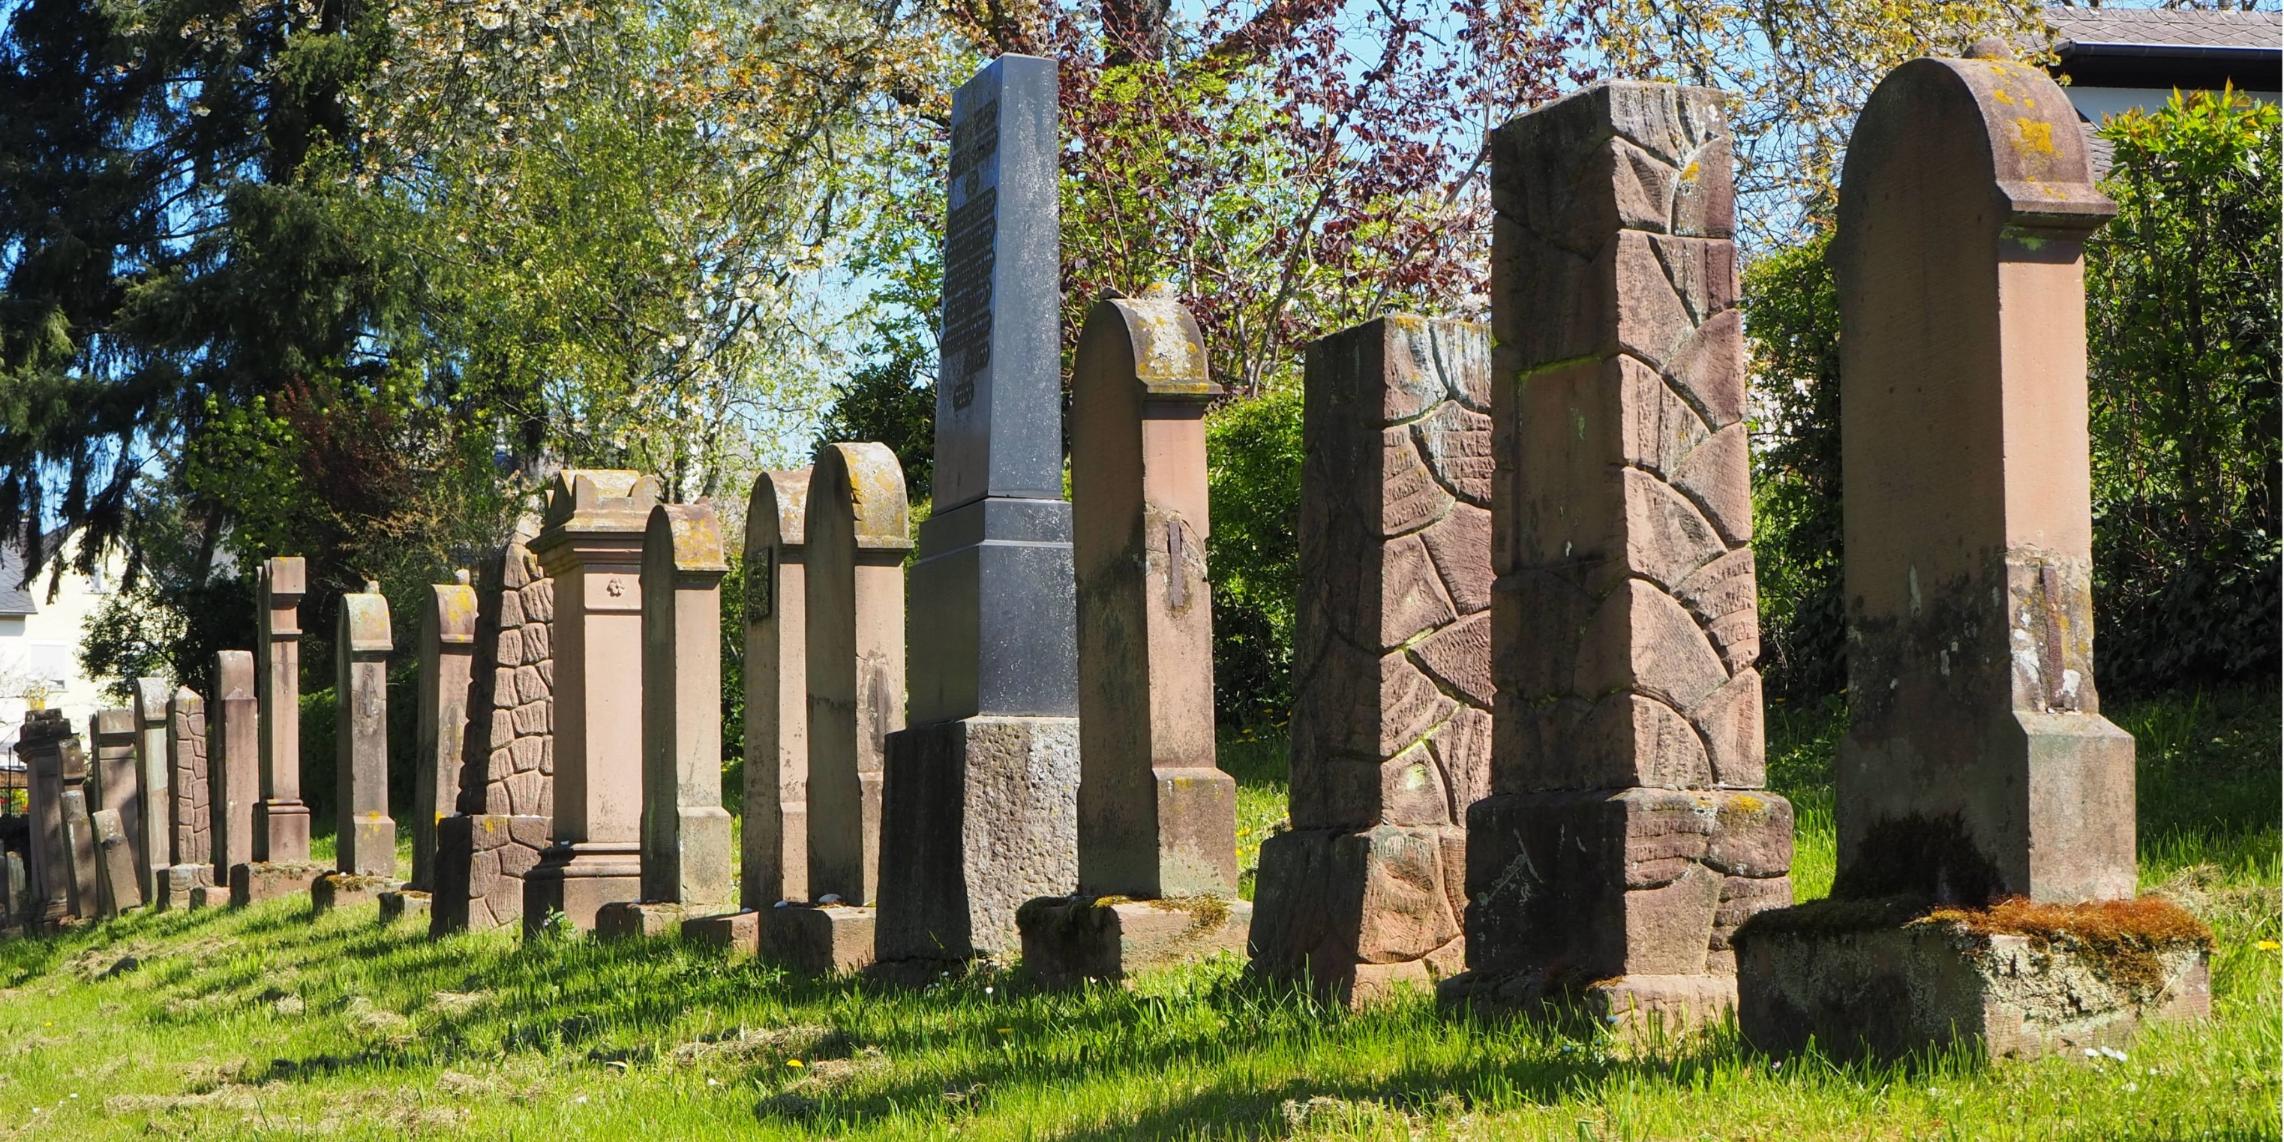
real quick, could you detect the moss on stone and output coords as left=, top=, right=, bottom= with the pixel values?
left=1920, top=896, right=2213, bottom=1000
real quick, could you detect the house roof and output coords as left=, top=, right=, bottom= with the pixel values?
left=2049, top=8, right=2282, bottom=91
left=0, top=545, right=35, bottom=617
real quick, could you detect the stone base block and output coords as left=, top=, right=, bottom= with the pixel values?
left=311, top=872, right=400, bottom=916
left=522, top=844, right=641, bottom=936
left=189, top=886, right=222, bottom=909
left=378, top=890, right=432, bottom=923
left=681, top=909, right=762, bottom=958
left=1019, top=896, right=1252, bottom=985
left=1466, top=788, right=1792, bottom=981
left=876, top=716, right=1078, bottom=966
left=158, top=865, right=213, bottom=911
left=230, top=861, right=326, bottom=908
left=255, top=802, right=312, bottom=865
left=765, top=904, right=877, bottom=975
left=1248, top=825, right=1468, bottom=1005
left=1734, top=897, right=2213, bottom=1061
left=596, top=900, right=687, bottom=940
left=431, top=814, right=549, bottom=935
left=1440, top=969, right=1739, bottom=1038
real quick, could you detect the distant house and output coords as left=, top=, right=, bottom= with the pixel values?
left=2047, top=7, right=2282, bottom=175
left=0, top=535, right=128, bottom=794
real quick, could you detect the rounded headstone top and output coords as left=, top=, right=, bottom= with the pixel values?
left=215, top=649, right=256, bottom=699
left=647, top=501, right=731, bottom=574
left=430, top=575, right=480, bottom=645
left=746, top=468, right=813, bottom=555
left=341, top=586, right=394, bottom=653
left=171, top=684, right=202, bottom=713
left=812, top=443, right=913, bottom=552
left=93, top=706, right=135, bottom=740
left=133, top=677, right=172, bottom=724
left=1080, top=294, right=1220, bottom=401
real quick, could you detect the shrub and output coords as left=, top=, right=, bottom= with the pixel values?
left=1204, top=381, right=1305, bottom=726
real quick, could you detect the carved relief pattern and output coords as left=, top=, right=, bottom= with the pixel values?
left=458, top=536, right=556, bottom=819
left=168, top=691, right=211, bottom=873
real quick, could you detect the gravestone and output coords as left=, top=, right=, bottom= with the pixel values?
left=598, top=502, right=731, bottom=939
left=1734, top=53, right=2208, bottom=1060
left=1248, top=316, right=1492, bottom=1004
left=762, top=445, right=908, bottom=973
left=89, top=708, right=143, bottom=900
left=254, top=556, right=312, bottom=862
left=385, top=572, right=477, bottom=923
left=2, top=852, right=24, bottom=930
left=161, top=687, right=213, bottom=909
left=1447, top=83, right=1793, bottom=1028
left=132, top=679, right=173, bottom=904
left=1019, top=291, right=1249, bottom=982
left=876, top=53, right=1082, bottom=970
left=207, top=652, right=258, bottom=905
left=523, top=469, right=662, bottom=934
left=19, top=710, right=82, bottom=926
left=684, top=470, right=811, bottom=956
left=313, top=581, right=398, bottom=914
left=432, top=528, right=556, bottom=934
left=59, top=777, right=99, bottom=920
left=92, top=808, right=144, bottom=916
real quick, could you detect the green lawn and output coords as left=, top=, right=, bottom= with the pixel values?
left=1, top=685, right=2275, bottom=1139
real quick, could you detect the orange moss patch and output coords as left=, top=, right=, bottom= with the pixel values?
left=1919, top=896, right=2213, bottom=948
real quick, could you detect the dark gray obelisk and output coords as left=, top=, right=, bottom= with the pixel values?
left=876, top=53, right=1082, bottom=968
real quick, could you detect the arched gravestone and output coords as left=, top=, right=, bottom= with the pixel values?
left=313, top=581, right=398, bottom=914
left=1734, top=52, right=2209, bottom=1061
left=88, top=707, right=142, bottom=911
left=382, top=571, right=478, bottom=923
left=210, top=650, right=258, bottom=903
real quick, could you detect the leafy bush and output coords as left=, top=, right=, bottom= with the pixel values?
left=1204, top=382, right=1305, bottom=726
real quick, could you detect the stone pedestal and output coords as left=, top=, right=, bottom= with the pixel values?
left=765, top=903, right=877, bottom=976
left=132, top=680, right=173, bottom=905
left=1019, top=897, right=1251, bottom=985
left=231, top=860, right=323, bottom=906
left=635, top=503, right=733, bottom=914
left=681, top=909, right=762, bottom=958
left=378, top=889, right=431, bottom=923
left=159, top=864, right=210, bottom=911
left=596, top=900, right=688, bottom=940
left=335, top=582, right=397, bottom=878
left=741, top=469, right=812, bottom=910
left=254, top=557, right=312, bottom=864
left=432, top=814, right=549, bottom=933
left=412, top=573, right=479, bottom=895
left=522, top=470, right=660, bottom=934
left=1249, top=316, right=1492, bottom=1005
left=312, top=872, right=399, bottom=916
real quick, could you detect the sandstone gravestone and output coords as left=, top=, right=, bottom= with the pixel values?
left=19, top=710, right=83, bottom=925
left=877, top=53, right=1082, bottom=970
left=685, top=470, right=811, bottom=957
left=1735, top=53, right=2208, bottom=1060
left=763, top=445, right=908, bottom=972
left=523, top=470, right=662, bottom=934
left=1248, top=316, right=1492, bottom=1004
left=89, top=708, right=143, bottom=900
left=161, top=687, right=213, bottom=909
left=254, top=556, right=313, bottom=862
left=432, top=528, right=556, bottom=934
left=313, top=581, right=398, bottom=914
left=92, top=807, right=144, bottom=916
left=1020, top=292, right=1249, bottom=982
left=132, top=679, right=173, bottom=904
left=1452, top=83, right=1793, bottom=1028
left=598, top=502, right=732, bottom=940
left=386, top=572, right=477, bottom=923
left=208, top=651, right=259, bottom=907
left=59, top=777, right=100, bottom=920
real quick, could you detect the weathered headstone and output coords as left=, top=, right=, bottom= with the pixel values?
left=385, top=572, right=477, bottom=923
left=877, top=53, right=1082, bottom=970
left=313, top=581, right=398, bottom=914
left=208, top=653, right=259, bottom=900
left=1734, top=53, right=2208, bottom=1060
left=598, top=502, right=732, bottom=939
left=431, top=528, right=556, bottom=934
left=1019, top=292, right=1249, bottom=982
left=523, top=470, right=662, bottom=934
left=1, top=851, right=25, bottom=929
left=92, top=808, right=144, bottom=916
left=761, top=445, right=909, bottom=972
left=88, top=708, right=143, bottom=906
left=132, top=679, right=173, bottom=904
left=254, top=556, right=313, bottom=862
left=161, top=687, right=213, bottom=909
left=1451, top=83, right=1792, bottom=1027
left=684, top=470, right=810, bottom=956
left=59, top=775, right=100, bottom=920
left=1248, top=316, right=1492, bottom=1004
left=19, top=710, right=83, bottom=925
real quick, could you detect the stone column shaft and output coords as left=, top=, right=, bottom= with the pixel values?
left=133, top=679, right=173, bottom=902
left=165, top=687, right=213, bottom=905
left=254, top=556, right=311, bottom=862
left=741, top=470, right=810, bottom=908
left=18, top=710, right=81, bottom=924
left=638, top=502, right=732, bottom=907
left=211, top=650, right=259, bottom=885
left=413, top=573, right=478, bottom=891
left=336, top=582, right=395, bottom=877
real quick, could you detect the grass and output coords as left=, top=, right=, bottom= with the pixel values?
left=1, top=685, right=2275, bottom=1139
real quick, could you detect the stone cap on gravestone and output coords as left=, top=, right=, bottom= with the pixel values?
left=93, top=708, right=135, bottom=748
left=216, top=649, right=256, bottom=700
left=539, top=469, right=665, bottom=539
left=749, top=469, right=812, bottom=558
left=814, top=444, right=915, bottom=556
left=342, top=585, right=395, bottom=654
left=134, top=678, right=171, bottom=728
left=649, top=503, right=731, bottom=581
left=1083, top=287, right=1222, bottom=402
left=432, top=571, right=479, bottom=647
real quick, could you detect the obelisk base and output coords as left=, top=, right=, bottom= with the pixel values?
left=253, top=801, right=312, bottom=865
left=230, top=861, right=325, bottom=907
left=430, top=814, right=549, bottom=934
left=1248, top=824, right=1468, bottom=1006
left=311, top=871, right=400, bottom=916
left=1018, top=896, right=1250, bottom=985
left=522, top=841, right=641, bottom=936
left=1734, top=896, right=2212, bottom=1061
left=874, top=716, right=1078, bottom=971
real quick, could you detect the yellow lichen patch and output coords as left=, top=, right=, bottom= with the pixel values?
left=1991, top=88, right=2013, bottom=106
left=2013, top=118, right=2054, bottom=155
left=1731, top=794, right=1765, bottom=814
left=1680, top=160, right=1700, bottom=181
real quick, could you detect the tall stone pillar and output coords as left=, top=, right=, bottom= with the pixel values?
left=132, top=679, right=172, bottom=904
left=19, top=710, right=83, bottom=926
left=210, top=650, right=258, bottom=904
left=684, top=471, right=810, bottom=956
left=88, top=707, right=143, bottom=910
left=1020, top=292, right=1250, bottom=982
left=1248, top=316, right=1492, bottom=1004
left=254, top=556, right=311, bottom=862
left=877, top=54, right=1082, bottom=970
left=313, top=581, right=397, bottom=913
left=522, top=470, right=661, bottom=934
left=1456, top=83, right=1792, bottom=1026
left=386, top=571, right=476, bottom=923
left=598, top=502, right=731, bottom=939
left=1736, top=53, right=2208, bottom=1060
left=160, top=687, right=212, bottom=909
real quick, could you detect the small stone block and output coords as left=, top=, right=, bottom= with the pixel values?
left=681, top=909, right=763, bottom=959
left=596, top=900, right=687, bottom=940
left=1018, top=896, right=1252, bottom=985
left=378, top=890, right=432, bottom=923
left=764, top=904, right=876, bottom=975
left=230, top=862, right=326, bottom=908
left=311, top=872, right=400, bottom=916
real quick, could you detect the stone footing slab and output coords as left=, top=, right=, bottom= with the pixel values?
left=230, top=861, right=325, bottom=908
left=1440, top=969, right=1740, bottom=1039
left=522, top=845, right=642, bottom=936
left=1734, top=897, right=2213, bottom=1061
left=596, top=901, right=688, bottom=940
left=432, top=813, right=551, bottom=935
left=1248, top=825, right=1468, bottom=1006
left=681, top=909, right=762, bottom=958
left=765, top=904, right=876, bottom=975
left=158, top=865, right=213, bottom=911
left=378, top=890, right=432, bottom=923
left=312, top=873, right=401, bottom=916
left=1018, top=896, right=1252, bottom=985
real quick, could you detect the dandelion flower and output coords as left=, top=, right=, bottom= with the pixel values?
left=2258, top=939, right=2279, bottom=951
left=786, top=1059, right=805, bottom=1069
